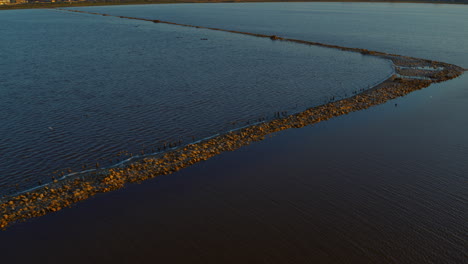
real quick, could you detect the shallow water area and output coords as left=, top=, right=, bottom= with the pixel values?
left=0, top=9, right=393, bottom=195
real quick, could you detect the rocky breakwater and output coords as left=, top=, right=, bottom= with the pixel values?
left=1, top=9, right=466, bottom=230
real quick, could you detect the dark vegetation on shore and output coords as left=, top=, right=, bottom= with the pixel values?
left=1, top=0, right=467, bottom=10
left=0, top=9, right=465, bottom=230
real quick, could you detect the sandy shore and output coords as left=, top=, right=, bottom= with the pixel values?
left=0, top=9, right=465, bottom=230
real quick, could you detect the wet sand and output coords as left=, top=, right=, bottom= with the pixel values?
left=0, top=10, right=465, bottom=230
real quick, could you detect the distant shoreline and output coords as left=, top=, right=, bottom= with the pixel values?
left=1, top=0, right=467, bottom=10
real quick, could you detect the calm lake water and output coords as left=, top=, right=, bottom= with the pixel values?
left=1, top=3, right=467, bottom=264
left=0, top=9, right=392, bottom=195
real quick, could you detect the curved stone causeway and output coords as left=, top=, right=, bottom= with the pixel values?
left=0, top=8, right=393, bottom=197
left=0, top=9, right=465, bottom=229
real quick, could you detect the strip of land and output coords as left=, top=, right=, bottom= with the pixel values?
left=0, top=9, right=465, bottom=230
left=0, top=0, right=467, bottom=10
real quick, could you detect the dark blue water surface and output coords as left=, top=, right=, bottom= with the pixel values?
left=0, top=9, right=392, bottom=195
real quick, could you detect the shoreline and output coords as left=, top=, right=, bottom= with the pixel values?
left=0, top=10, right=465, bottom=230
left=1, top=0, right=467, bottom=10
